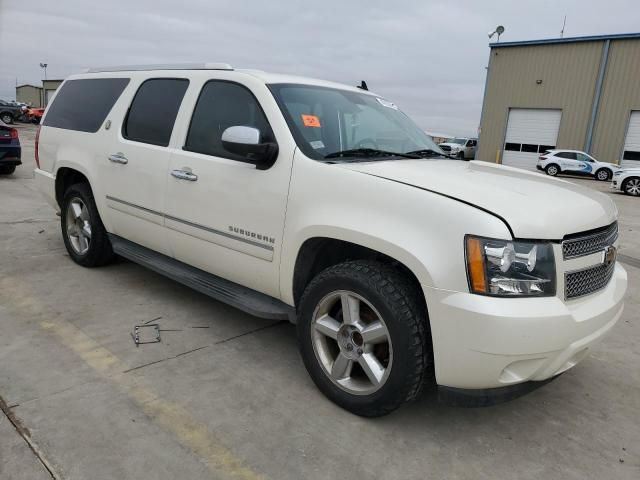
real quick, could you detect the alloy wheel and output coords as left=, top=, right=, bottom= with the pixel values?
left=65, top=198, right=92, bottom=255
left=625, top=178, right=640, bottom=196
left=597, top=170, right=609, bottom=181
left=547, top=165, right=558, bottom=176
left=311, top=290, right=393, bottom=395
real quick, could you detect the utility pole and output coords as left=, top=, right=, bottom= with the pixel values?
left=39, top=63, right=48, bottom=80
left=560, top=16, right=567, bottom=38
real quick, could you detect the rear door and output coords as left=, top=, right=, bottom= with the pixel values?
left=554, top=151, right=579, bottom=172
left=100, top=77, right=189, bottom=255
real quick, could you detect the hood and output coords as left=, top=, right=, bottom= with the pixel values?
left=338, top=159, right=617, bottom=239
left=438, top=142, right=463, bottom=148
left=600, top=161, right=622, bottom=169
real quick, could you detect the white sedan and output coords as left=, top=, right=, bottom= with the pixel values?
left=611, top=168, right=640, bottom=196
left=536, top=149, right=621, bottom=181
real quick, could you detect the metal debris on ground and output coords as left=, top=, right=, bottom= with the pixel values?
left=131, top=324, right=161, bottom=347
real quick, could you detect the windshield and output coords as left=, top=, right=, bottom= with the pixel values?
left=445, top=138, right=466, bottom=145
left=269, top=84, right=443, bottom=161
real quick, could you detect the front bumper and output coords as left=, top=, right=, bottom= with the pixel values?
left=536, top=164, right=544, bottom=171
left=423, top=262, right=627, bottom=390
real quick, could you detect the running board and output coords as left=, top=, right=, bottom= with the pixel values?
left=109, top=235, right=296, bottom=323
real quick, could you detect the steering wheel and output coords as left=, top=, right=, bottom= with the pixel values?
left=355, top=138, right=379, bottom=149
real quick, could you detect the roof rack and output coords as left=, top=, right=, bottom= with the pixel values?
left=85, top=63, right=234, bottom=73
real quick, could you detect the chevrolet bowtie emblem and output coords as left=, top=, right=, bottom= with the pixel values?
left=603, top=245, right=617, bottom=266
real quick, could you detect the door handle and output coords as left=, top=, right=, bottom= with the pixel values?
left=108, top=153, right=128, bottom=164
left=171, top=169, right=198, bottom=181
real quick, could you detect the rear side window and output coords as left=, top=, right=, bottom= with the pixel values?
left=184, top=81, right=274, bottom=161
left=43, top=78, right=129, bottom=133
left=555, top=151, right=577, bottom=160
left=123, top=78, right=189, bottom=147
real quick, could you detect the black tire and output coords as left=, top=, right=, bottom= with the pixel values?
left=297, top=260, right=432, bottom=417
left=545, top=164, right=560, bottom=176
left=61, top=183, right=116, bottom=267
left=595, top=168, right=611, bottom=181
left=457, top=151, right=465, bottom=160
left=0, top=165, right=16, bottom=175
left=622, top=177, right=640, bottom=196
left=0, top=112, right=13, bottom=124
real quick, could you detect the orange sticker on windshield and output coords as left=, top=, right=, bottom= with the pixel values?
left=301, top=114, right=321, bottom=128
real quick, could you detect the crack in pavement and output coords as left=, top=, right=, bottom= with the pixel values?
left=122, top=321, right=286, bottom=374
left=618, top=253, right=640, bottom=269
left=0, top=394, right=59, bottom=479
left=0, top=218, right=57, bottom=225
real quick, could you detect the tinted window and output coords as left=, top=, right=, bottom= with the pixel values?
left=555, top=151, right=577, bottom=160
left=505, top=143, right=521, bottom=151
left=43, top=78, right=129, bottom=132
left=623, top=150, right=640, bottom=161
left=185, top=81, right=274, bottom=161
left=123, top=79, right=189, bottom=146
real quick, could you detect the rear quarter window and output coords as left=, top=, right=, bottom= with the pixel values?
left=43, top=78, right=130, bottom=133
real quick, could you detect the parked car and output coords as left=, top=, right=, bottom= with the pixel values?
left=28, top=107, right=45, bottom=123
left=537, top=149, right=620, bottom=181
left=0, top=119, right=21, bottom=174
left=612, top=168, right=640, bottom=196
left=34, top=65, right=626, bottom=416
left=0, top=99, right=23, bottom=124
left=438, top=137, right=477, bottom=159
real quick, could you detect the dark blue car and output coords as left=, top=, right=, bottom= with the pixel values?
left=0, top=120, right=21, bottom=175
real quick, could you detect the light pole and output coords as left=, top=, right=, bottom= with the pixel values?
left=39, top=63, right=48, bottom=80
left=488, top=25, right=505, bottom=43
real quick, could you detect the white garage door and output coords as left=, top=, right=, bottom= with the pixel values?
left=502, top=109, right=562, bottom=171
left=622, top=111, right=640, bottom=168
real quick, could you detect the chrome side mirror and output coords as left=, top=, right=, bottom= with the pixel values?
left=221, top=126, right=278, bottom=169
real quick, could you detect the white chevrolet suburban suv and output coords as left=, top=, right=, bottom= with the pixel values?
left=35, top=64, right=627, bottom=417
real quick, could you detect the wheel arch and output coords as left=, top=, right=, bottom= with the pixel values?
left=290, top=235, right=430, bottom=312
left=55, top=166, right=91, bottom=207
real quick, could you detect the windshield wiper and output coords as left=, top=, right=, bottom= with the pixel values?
left=405, top=149, right=451, bottom=158
left=324, top=148, right=420, bottom=160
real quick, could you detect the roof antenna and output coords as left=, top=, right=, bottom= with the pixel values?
left=560, top=15, right=566, bottom=38
left=357, top=80, right=368, bottom=91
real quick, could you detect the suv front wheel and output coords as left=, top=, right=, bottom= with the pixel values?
left=61, top=183, right=116, bottom=267
left=297, top=260, right=432, bottom=417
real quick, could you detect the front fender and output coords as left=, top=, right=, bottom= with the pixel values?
left=279, top=152, right=511, bottom=305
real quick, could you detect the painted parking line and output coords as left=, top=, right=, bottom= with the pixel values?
left=0, top=276, right=266, bottom=480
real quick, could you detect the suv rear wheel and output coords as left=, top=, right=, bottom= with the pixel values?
left=297, top=260, right=431, bottom=417
left=61, top=183, right=116, bottom=267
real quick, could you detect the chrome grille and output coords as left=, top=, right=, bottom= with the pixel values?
left=440, top=145, right=451, bottom=152
left=562, top=222, right=618, bottom=260
left=565, top=261, right=615, bottom=300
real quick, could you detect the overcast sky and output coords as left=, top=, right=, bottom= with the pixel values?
left=1, top=0, right=639, bottom=136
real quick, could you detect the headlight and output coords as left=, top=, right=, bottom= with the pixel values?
left=465, top=236, right=556, bottom=297
left=614, top=171, right=623, bottom=176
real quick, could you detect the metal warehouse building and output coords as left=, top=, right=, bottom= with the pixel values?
left=477, top=32, right=640, bottom=170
